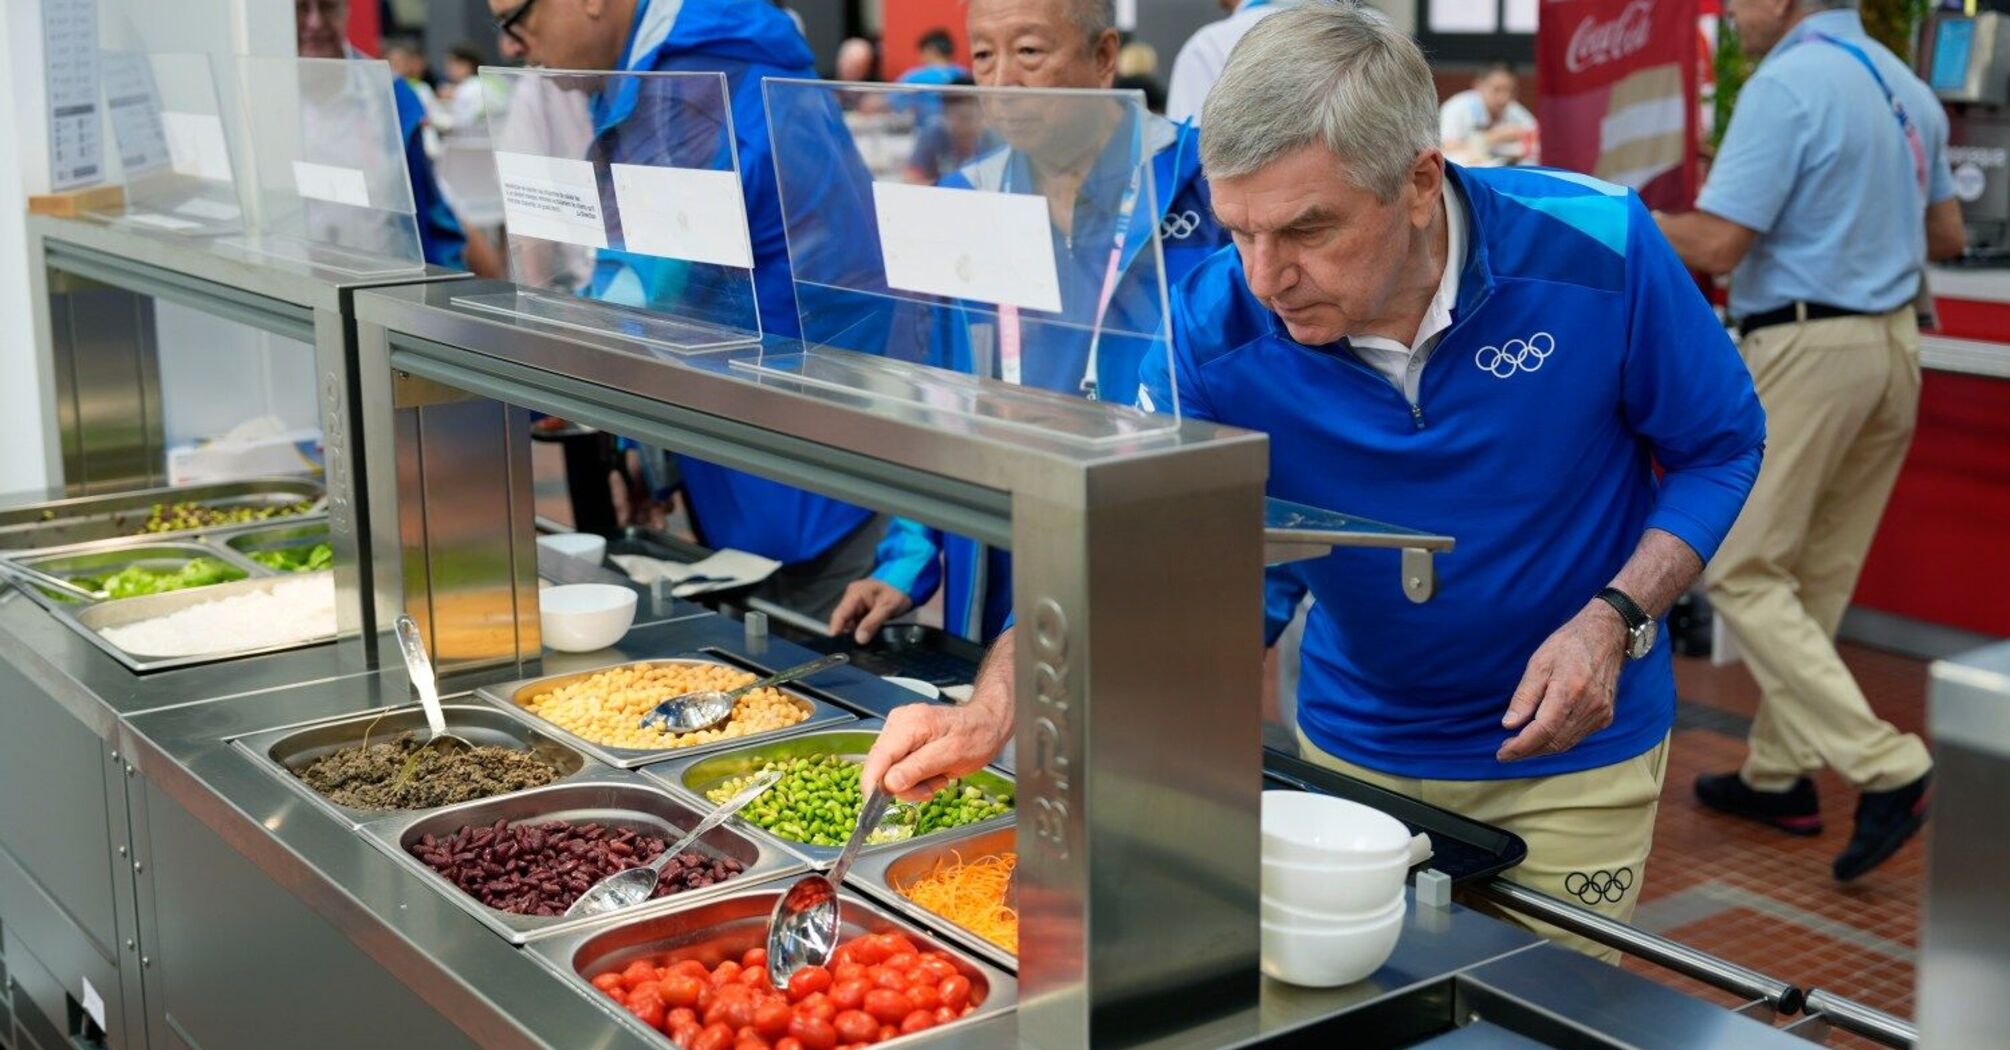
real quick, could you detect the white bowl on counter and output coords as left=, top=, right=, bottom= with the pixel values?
left=536, top=531, right=608, bottom=568
left=1260, top=894, right=1406, bottom=988
left=1262, top=852, right=1410, bottom=917
left=1262, top=790, right=1413, bottom=867
left=538, top=583, right=636, bottom=652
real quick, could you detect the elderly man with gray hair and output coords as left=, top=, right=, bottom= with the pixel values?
left=861, top=1, right=1768, bottom=959
left=1657, top=0, right=1960, bottom=883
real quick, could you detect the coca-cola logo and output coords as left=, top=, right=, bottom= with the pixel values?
left=1567, top=0, right=1655, bottom=74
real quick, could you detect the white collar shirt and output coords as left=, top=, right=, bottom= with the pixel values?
left=1347, top=182, right=1467, bottom=406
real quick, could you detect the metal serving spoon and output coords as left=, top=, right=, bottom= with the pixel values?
left=766, top=784, right=895, bottom=990
left=564, top=769, right=782, bottom=918
left=394, top=614, right=474, bottom=766
left=639, top=653, right=849, bottom=733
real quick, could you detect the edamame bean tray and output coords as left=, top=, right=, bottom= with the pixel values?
left=644, top=724, right=1017, bottom=867
left=475, top=656, right=858, bottom=770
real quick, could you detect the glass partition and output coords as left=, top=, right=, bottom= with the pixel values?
left=454, top=68, right=762, bottom=353
left=94, top=51, right=244, bottom=234
left=219, top=56, right=424, bottom=277
left=751, top=79, right=1180, bottom=445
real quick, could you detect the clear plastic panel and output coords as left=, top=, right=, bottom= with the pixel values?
left=753, top=79, right=1179, bottom=445
left=454, top=68, right=761, bottom=353
left=94, top=51, right=244, bottom=234
left=219, top=56, right=424, bottom=277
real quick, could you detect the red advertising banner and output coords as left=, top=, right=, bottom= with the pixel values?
left=1536, top=0, right=1702, bottom=210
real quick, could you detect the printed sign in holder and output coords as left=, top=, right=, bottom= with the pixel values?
left=92, top=51, right=245, bottom=236
left=217, top=56, right=425, bottom=277
left=453, top=68, right=763, bottom=354
left=746, top=79, right=1181, bottom=446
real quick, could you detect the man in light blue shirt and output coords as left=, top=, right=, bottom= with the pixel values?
left=1656, top=0, right=1964, bottom=883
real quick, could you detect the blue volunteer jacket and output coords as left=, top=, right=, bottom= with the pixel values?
left=392, top=77, right=468, bottom=269
left=872, top=114, right=1223, bottom=640
left=591, top=0, right=874, bottom=564
left=1140, top=165, right=1766, bottom=780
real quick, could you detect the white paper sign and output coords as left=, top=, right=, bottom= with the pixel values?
left=495, top=150, right=608, bottom=249
left=292, top=160, right=372, bottom=208
left=124, top=212, right=201, bottom=231
left=174, top=197, right=240, bottom=221
left=872, top=182, right=1061, bottom=313
left=103, top=53, right=170, bottom=177
left=43, top=0, right=103, bottom=189
left=610, top=164, right=754, bottom=269
left=80, top=975, right=106, bottom=1031
left=161, top=111, right=234, bottom=182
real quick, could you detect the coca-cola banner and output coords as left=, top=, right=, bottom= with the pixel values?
left=1537, top=0, right=1701, bottom=210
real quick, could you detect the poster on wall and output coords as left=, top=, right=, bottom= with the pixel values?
left=1536, top=0, right=1701, bottom=210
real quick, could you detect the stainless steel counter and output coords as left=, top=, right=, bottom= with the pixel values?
left=0, top=591, right=1830, bottom=1050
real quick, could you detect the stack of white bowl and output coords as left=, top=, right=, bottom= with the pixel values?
left=1260, top=790, right=1412, bottom=987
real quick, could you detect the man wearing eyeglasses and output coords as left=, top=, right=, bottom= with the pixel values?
left=486, top=0, right=888, bottom=622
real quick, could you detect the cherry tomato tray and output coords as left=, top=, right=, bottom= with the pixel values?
left=529, top=885, right=1017, bottom=1049
left=641, top=723, right=1017, bottom=867
left=358, top=771, right=808, bottom=944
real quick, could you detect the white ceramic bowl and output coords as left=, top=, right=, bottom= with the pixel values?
left=538, top=583, right=637, bottom=653
left=1261, top=890, right=1405, bottom=927
left=536, top=532, right=608, bottom=568
left=1262, top=790, right=1413, bottom=866
left=1262, top=852, right=1409, bottom=917
left=1260, top=895, right=1406, bottom=988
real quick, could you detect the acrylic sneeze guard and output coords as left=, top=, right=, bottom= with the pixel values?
left=755, top=79, right=1180, bottom=446
left=456, top=67, right=762, bottom=353
left=93, top=51, right=246, bottom=235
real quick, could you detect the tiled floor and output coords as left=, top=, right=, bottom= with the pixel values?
left=1624, top=643, right=1932, bottom=1046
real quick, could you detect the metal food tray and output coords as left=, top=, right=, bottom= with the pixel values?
left=846, top=823, right=1018, bottom=972
left=644, top=724, right=1017, bottom=866
left=7, top=539, right=256, bottom=604
left=0, top=477, right=324, bottom=550
left=530, top=886, right=1017, bottom=1048
left=475, top=655, right=857, bottom=770
left=360, top=774, right=807, bottom=945
left=217, top=519, right=332, bottom=562
left=232, top=702, right=596, bottom=828
left=1263, top=747, right=1528, bottom=884
left=51, top=569, right=341, bottom=674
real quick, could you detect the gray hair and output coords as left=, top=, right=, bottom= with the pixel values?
left=1069, top=0, right=1117, bottom=42
left=1200, top=2, right=1439, bottom=201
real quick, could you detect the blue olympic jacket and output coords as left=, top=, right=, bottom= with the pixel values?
left=1140, top=164, right=1767, bottom=780
left=588, top=0, right=874, bottom=565
left=870, top=114, right=1224, bottom=640
left=392, top=78, right=467, bottom=270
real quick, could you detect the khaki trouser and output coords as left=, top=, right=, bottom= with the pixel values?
left=1297, top=727, right=1669, bottom=963
left=1705, top=308, right=1933, bottom=793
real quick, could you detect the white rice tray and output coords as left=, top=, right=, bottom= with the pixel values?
left=98, top=574, right=337, bottom=657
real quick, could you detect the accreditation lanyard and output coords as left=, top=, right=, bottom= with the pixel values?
left=996, top=142, right=1149, bottom=399
left=1801, top=31, right=1929, bottom=194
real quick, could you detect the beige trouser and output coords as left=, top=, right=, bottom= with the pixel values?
left=1297, top=727, right=1669, bottom=963
left=1705, top=308, right=1933, bottom=793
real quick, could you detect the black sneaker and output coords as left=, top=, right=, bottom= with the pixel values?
left=1694, top=772, right=1824, bottom=836
left=1833, top=773, right=1931, bottom=883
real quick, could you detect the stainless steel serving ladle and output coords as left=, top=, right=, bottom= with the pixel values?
left=766, top=784, right=895, bottom=989
left=393, top=615, right=474, bottom=771
left=639, top=653, right=849, bottom=733
left=564, top=769, right=783, bottom=918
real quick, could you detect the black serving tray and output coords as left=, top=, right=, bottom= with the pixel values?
left=1263, top=747, right=1527, bottom=885
left=789, top=623, right=985, bottom=687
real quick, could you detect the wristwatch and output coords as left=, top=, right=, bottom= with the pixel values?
left=1596, top=587, right=1657, bottom=660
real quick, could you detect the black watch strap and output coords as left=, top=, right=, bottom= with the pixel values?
left=1596, top=587, right=1650, bottom=632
